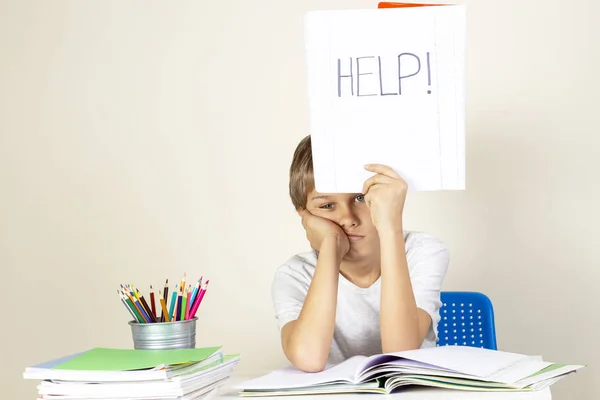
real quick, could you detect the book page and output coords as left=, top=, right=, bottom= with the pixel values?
left=235, top=356, right=366, bottom=390
left=359, top=346, right=530, bottom=379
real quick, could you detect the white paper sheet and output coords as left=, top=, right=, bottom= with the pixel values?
left=304, top=5, right=466, bottom=193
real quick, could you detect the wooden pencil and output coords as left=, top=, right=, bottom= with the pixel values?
left=136, top=288, right=157, bottom=323
left=129, top=285, right=145, bottom=311
left=190, top=280, right=209, bottom=318
left=185, top=285, right=192, bottom=320
left=159, top=290, right=171, bottom=322
left=181, top=291, right=187, bottom=321
left=150, top=285, right=157, bottom=319
left=162, top=279, right=169, bottom=322
left=118, top=290, right=139, bottom=322
left=176, top=289, right=183, bottom=321
left=169, top=284, right=178, bottom=321
left=190, top=278, right=201, bottom=306
left=180, top=273, right=186, bottom=295
left=127, top=290, right=150, bottom=323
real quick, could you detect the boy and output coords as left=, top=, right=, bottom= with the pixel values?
left=271, top=135, right=450, bottom=372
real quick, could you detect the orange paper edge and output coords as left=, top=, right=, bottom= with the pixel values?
left=378, top=2, right=450, bottom=8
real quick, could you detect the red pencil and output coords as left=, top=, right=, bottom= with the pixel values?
left=150, top=285, right=157, bottom=319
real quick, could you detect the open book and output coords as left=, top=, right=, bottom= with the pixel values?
left=236, top=346, right=584, bottom=396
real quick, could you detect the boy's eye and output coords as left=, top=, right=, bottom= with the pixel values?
left=355, top=194, right=365, bottom=202
left=320, top=203, right=334, bottom=209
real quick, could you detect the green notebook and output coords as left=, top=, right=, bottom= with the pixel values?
left=53, top=347, right=221, bottom=371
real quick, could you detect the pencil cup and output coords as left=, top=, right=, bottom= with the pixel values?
left=128, top=318, right=197, bottom=350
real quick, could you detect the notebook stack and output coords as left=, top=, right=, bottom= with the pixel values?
left=236, top=346, right=584, bottom=396
left=24, top=346, right=239, bottom=400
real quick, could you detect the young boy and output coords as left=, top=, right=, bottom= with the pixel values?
left=271, top=135, right=450, bottom=372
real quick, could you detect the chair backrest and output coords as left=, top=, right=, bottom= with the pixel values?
left=436, top=291, right=497, bottom=350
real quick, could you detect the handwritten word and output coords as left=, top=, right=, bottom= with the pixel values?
left=337, top=52, right=432, bottom=98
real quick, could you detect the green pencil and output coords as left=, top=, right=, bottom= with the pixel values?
left=180, top=294, right=187, bottom=321
left=120, top=290, right=144, bottom=323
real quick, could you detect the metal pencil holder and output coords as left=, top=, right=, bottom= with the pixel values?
left=128, top=318, right=197, bottom=350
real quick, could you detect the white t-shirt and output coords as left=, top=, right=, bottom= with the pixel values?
left=271, top=231, right=450, bottom=365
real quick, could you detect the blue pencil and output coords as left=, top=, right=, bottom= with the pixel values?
left=169, top=284, right=178, bottom=321
left=134, top=296, right=152, bottom=323
left=190, top=278, right=202, bottom=305
left=176, top=291, right=183, bottom=321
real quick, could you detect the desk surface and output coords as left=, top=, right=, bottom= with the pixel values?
left=216, top=376, right=552, bottom=400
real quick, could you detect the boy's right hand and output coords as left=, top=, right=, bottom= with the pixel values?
left=298, top=209, right=350, bottom=259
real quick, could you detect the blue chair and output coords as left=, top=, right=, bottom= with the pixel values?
left=436, top=291, right=497, bottom=350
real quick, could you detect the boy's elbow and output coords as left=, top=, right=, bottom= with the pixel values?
left=283, top=339, right=328, bottom=372
left=287, top=350, right=328, bottom=373
left=281, top=322, right=330, bottom=372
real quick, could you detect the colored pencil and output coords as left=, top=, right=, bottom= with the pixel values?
left=118, top=290, right=139, bottom=322
left=150, top=285, right=157, bottom=319
left=131, top=285, right=141, bottom=300
left=121, top=286, right=146, bottom=321
left=132, top=285, right=147, bottom=313
left=169, top=284, right=178, bottom=321
left=190, top=280, right=209, bottom=318
left=129, top=291, right=151, bottom=323
left=130, top=286, right=148, bottom=314
left=185, top=286, right=192, bottom=320
left=124, top=293, right=144, bottom=323
left=128, top=285, right=152, bottom=319
left=118, top=276, right=208, bottom=323
left=180, top=273, right=186, bottom=295
left=162, top=279, right=169, bottom=322
left=190, top=277, right=202, bottom=306
left=136, top=288, right=157, bottom=322
left=159, top=290, right=171, bottom=322
left=176, top=289, right=183, bottom=321
left=181, top=292, right=187, bottom=321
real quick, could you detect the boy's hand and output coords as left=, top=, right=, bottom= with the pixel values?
left=298, top=209, right=350, bottom=258
left=362, top=164, right=408, bottom=233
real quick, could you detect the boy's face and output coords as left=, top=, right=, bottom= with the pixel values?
left=305, top=189, right=380, bottom=262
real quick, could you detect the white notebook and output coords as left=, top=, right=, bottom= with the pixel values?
left=304, top=4, right=466, bottom=192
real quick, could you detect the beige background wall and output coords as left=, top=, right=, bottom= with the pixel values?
left=1, top=1, right=598, bottom=399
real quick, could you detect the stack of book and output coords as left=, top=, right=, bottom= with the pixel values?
left=236, top=346, right=584, bottom=396
left=24, top=346, right=239, bottom=400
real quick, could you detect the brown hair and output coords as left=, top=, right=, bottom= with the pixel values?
left=289, top=135, right=314, bottom=210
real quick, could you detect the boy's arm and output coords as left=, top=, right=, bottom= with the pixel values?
left=379, top=228, right=433, bottom=352
left=281, top=235, right=344, bottom=372
left=362, top=164, right=443, bottom=353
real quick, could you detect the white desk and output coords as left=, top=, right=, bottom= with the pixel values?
left=216, top=376, right=552, bottom=400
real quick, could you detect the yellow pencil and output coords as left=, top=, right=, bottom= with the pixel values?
left=159, top=290, right=171, bottom=322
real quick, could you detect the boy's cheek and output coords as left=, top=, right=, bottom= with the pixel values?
left=311, top=210, right=340, bottom=225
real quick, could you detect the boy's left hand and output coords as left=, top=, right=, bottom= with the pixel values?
left=362, top=164, right=408, bottom=233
